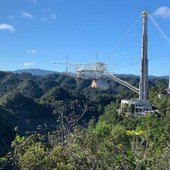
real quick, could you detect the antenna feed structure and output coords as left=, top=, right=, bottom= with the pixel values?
left=75, top=62, right=106, bottom=80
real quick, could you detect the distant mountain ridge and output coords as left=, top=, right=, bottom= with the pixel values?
left=114, top=74, right=169, bottom=80
left=13, top=68, right=169, bottom=79
left=14, top=68, right=59, bottom=76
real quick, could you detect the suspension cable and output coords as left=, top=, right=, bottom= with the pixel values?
left=104, top=15, right=141, bottom=62
left=112, top=16, right=141, bottom=50
left=148, top=13, right=170, bottom=46
left=103, top=68, right=139, bottom=94
left=107, top=53, right=169, bottom=72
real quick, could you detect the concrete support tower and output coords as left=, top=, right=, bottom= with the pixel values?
left=139, top=10, right=148, bottom=101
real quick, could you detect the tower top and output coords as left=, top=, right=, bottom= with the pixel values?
left=141, top=10, right=148, bottom=17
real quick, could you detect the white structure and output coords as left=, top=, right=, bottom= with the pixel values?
left=139, top=10, right=148, bottom=101
left=158, top=94, right=167, bottom=100
left=121, top=98, right=152, bottom=114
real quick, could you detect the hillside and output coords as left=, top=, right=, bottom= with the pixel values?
left=0, top=71, right=137, bottom=154
left=0, top=71, right=169, bottom=169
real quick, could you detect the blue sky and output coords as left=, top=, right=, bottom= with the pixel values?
left=0, top=0, right=170, bottom=75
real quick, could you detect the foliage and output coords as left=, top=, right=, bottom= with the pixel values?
left=0, top=71, right=169, bottom=169
left=7, top=108, right=170, bottom=169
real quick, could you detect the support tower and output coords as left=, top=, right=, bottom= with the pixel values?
left=139, top=10, right=148, bottom=101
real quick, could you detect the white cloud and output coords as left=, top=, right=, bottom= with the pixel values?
left=27, top=50, right=37, bottom=54
left=21, top=11, right=33, bottom=18
left=51, top=14, right=57, bottom=19
left=24, top=62, right=35, bottom=66
left=41, top=14, right=57, bottom=22
left=153, top=6, right=170, bottom=19
left=0, top=24, right=15, bottom=32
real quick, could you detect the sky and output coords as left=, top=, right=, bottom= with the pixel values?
left=0, top=0, right=170, bottom=75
